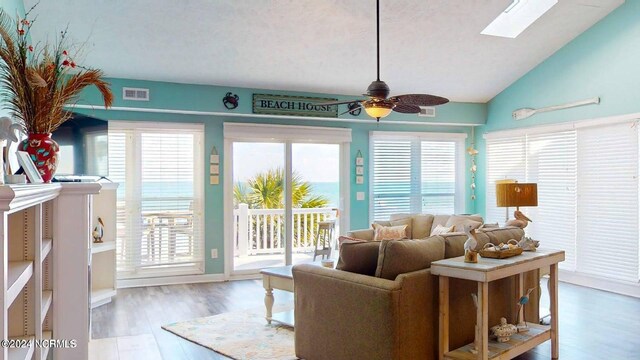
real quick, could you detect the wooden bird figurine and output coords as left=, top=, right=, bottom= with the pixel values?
left=463, top=224, right=479, bottom=263
left=506, top=210, right=533, bottom=228
left=516, top=287, right=535, bottom=332
left=92, top=217, right=105, bottom=243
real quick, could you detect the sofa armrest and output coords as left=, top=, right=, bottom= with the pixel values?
left=346, top=228, right=374, bottom=240
left=293, top=264, right=434, bottom=360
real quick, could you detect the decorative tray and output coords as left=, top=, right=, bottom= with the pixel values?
left=479, top=242, right=523, bottom=259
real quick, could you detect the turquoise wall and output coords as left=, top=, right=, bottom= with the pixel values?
left=75, top=78, right=483, bottom=274
left=476, top=0, right=640, bottom=215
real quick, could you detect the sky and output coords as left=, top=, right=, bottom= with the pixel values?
left=232, top=142, right=339, bottom=183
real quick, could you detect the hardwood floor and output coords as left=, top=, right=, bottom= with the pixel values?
left=91, top=278, right=639, bottom=359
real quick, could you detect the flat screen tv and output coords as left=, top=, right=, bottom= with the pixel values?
left=51, top=112, right=109, bottom=178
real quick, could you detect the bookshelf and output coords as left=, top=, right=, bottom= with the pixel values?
left=0, top=183, right=100, bottom=360
left=91, top=182, right=118, bottom=309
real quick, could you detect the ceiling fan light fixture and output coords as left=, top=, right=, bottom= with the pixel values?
left=364, top=101, right=394, bottom=119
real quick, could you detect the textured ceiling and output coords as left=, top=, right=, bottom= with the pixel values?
left=24, top=0, right=623, bottom=102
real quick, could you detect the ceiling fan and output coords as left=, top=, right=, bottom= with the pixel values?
left=318, top=0, right=449, bottom=122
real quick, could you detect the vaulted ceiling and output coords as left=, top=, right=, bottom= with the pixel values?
left=25, top=0, right=623, bottom=102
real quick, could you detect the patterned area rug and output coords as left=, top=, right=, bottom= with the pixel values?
left=162, top=307, right=296, bottom=360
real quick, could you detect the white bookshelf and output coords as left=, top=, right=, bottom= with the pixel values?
left=91, top=182, right=118, bottom=309
left=0, top=183, right=101, bottom=360
left=0, top=184, right=59, bottom=360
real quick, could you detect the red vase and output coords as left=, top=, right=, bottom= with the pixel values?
left=20, top=133, right=59, bottom=183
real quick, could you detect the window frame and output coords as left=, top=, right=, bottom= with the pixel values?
left=108, top=120, right=205, bottom=279
left=368, top=131, right=466, bottom=222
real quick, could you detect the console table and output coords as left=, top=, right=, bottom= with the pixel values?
left=431, top=249, right=565, bottom=360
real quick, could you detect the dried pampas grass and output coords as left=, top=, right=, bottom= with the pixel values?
left=0, top=6, right=112, bottom=134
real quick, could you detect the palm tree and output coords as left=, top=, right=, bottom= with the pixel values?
left=233, top=168, right=329, bottom=209
left=234, top=168, right=331, bottom=249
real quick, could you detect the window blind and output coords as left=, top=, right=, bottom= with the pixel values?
left=421, top=141, right=456, bottom=214
left=371, top=139, right=413, bottom=221
left=109, top=122, right=205, bottom=279
left=525, top=131, right=577, bottom=271
left=485, top=136, right=526, bottom=224
left=576, top=123, right=639, bottom=282
left=370, top=133, right=463, bottom=221
left=485, top=121, right=640, bottom=283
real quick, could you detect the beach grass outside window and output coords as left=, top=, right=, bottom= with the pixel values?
left=108, top=121, right=205, bottom=279
left=369, top=131, right=466, bottom=222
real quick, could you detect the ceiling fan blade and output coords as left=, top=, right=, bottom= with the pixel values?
left=339, top=104, right=363, bottom=116
left=392, top=104, right=421, bottom=114
left=313, top=100, right=363, bottom=106
left=393, top=94, right=449, bottom=106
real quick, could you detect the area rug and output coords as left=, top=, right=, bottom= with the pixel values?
left=162, top=306, right=296, bottom=360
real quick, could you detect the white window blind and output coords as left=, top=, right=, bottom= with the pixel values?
left=485, top=121, right=640, bottom=283
left=576, top=123, right=639, bottom=282
left=371, top=139, right=413, bottom=220
left=421, top=141, right=456, bottom=214
left=370, top=133, right=464, bottom=221
left=485, top=136, right=526, bottom=224
left=525, top=131, right=577, bottom=271
left=108, top=121, right=205, bottom=279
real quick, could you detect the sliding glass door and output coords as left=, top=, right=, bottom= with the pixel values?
left=232, top=142, right=287, bottom=270
left=225, top=124, right=350, bottom=275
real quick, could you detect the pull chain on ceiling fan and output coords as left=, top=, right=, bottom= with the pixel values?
left=318, top=0, right=449, bottom=122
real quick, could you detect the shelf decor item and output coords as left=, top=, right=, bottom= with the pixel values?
left=463, top=225, right=478, bottom=263
left=516, top=287, right=535, bottom=333
left=92, top=217, right=105, bottom=243
left=16, top=150, right=43, bottom=183
left=0, top=6, right=113, bottom=182
left=479, top=241, right=523, bottom=259
left=490, top=317, right=518, bottom=343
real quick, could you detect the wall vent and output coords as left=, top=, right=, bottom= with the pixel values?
left=122, top=87, right=149, bottom=101
left=418, top=106, right=436, bottom=117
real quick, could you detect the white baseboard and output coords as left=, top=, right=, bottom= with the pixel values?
left=227, top=273, right=261, bottom=281
left=117, top=273, right=226, bottom=288
left=559, top=270, right=640, bottom=298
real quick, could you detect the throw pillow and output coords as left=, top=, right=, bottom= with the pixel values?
left=375, top=237, right=445, bottom=280
left=430, top=224, right=455, bottom=236
left=336, top=240, right=381, bottom=276
left=372, top=223, right=408, bottom=241
left=454, top=219, right=483, bottom=232
left=389, top=217, right=412, bottom=239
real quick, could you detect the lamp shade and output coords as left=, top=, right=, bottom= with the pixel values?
left=496, top=182, right=538, bottom=207
left=364, top=101, right=393, bottom=119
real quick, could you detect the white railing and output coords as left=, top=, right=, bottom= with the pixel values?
left=233, top=204, right=337, bottom=256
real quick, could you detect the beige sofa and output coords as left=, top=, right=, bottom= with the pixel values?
left=292, top=214, right=539, bottom=360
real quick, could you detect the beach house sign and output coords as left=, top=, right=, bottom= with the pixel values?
left=252, top=94, right=338, bottom=118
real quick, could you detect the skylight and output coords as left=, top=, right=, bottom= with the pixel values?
left=481, top=0, right=558, bottom=38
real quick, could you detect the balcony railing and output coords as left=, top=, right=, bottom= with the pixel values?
left=233, top=204, right=337, bottom=256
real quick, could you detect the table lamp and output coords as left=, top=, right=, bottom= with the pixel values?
left=496, top=180, right=538, bottom=227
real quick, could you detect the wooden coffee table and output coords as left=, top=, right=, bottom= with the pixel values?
left=260, top=265, right=294, bottom=327
left=431, top=249, right=565, bottom=360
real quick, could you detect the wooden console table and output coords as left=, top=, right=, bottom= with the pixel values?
left=431, top=249, right=565, bottom=360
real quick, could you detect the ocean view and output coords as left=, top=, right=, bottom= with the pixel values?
left=126, top=180, right=453, bottom=212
